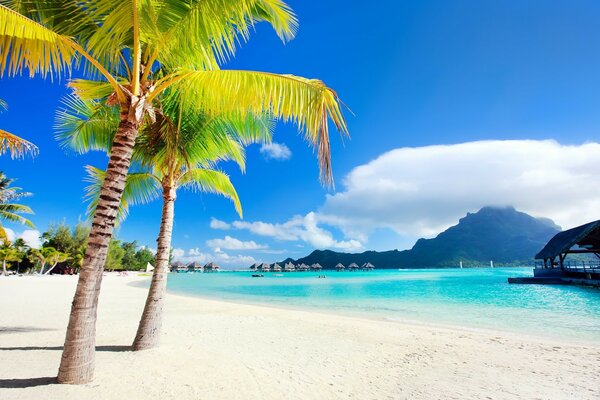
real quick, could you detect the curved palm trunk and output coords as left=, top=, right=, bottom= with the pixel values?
left=2, top=259, right=6, bottom=276
left=57, top=105, right=140, bottom=384
left=132, top=184, right=176, bottom=351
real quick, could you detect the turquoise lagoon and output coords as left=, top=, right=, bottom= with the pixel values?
left=165, top=268, right=600, bottom=342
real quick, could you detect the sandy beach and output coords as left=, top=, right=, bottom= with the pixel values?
left=0, top=274, right=598, bottom=400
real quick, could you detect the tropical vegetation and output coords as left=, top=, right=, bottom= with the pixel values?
left=0, top=0, right=348, bottom=384
left=0, top=99, right=38, bottom=158
left=0, top=171, right=34, bottom=243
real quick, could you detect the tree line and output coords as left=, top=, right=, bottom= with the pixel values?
left=1, top=222, right=155, bottom=275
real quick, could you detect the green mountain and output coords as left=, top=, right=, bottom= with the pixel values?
left=283, top=206, right=561, bottom=269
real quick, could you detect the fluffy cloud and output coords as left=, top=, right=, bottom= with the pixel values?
left=210, top=218, right=231, bottom=230
left=320, top=140, right=600, bottom=240
left=4, top=228, right=42, bottom=249
left=260, top=142, right=292, bottom=160
left=171, top=247, right=257, bottom=267
left=206, top=236, right=267, bottom=250
left=226, top=212, right=363, bottom=251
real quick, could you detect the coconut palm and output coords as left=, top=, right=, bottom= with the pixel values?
left=0, top=244, right=22, bottom=275
left=64, top=93, right=270, bottom=350
left=33, top=247, right=71, bottom=275
left=0, top=172, right=34, bottom=244
left=2, top=1, right=348, bottom=383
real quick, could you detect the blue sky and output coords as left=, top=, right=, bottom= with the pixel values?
left=4, top=0, right=600, bottom=267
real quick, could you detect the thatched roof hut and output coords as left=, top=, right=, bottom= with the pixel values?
left=348, top=262, right=359, bottom=270
left=362, top=262, right=375, bottom=270
left=335, top=263, right=345, bottom=271
left=249, top=263, right=258, bottom=271
left=204, top=262, right=220, bottom=272
left=272, top=263, right=282, bottom=272
left=284, top=262, right=295, bottom=272
left=187, top=262, right=203, bottom=272
left=311, top=263, right=322, bottom=270
left=259, top=263, right=271, bottom=271
left=297, top=263, right=309, bottom=271
left=535, top=219, right=600, bottom=269
left=171, top=261, right=186, bottom=273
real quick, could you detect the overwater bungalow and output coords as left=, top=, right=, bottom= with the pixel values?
left=335, top=263, right=345, bottom=271
left=171, top=261, right=187, bottom=273
left=259, top=263, right=271, bottom=272
left=204, top=262, right=220, bottom=272
left=284, top=262, right=295, bottom=272
left=509, top=219, right=600, bottom=287
left=362, top=262, right=375, bottom=271
left=249, top=263, right=258, bottom=271
left=188, top=262, right=203, bottom=273
left=272, top=263, right=282, bottom=272
left=348, top=262, right=359, bottom=271
left=311, top=263, right=322, bottom=271
left=297, top=263, right=309, bottom=271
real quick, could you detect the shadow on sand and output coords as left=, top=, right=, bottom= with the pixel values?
left=0, top=345, right=131, bottom=352
left=0, top=376, right=57, bottom=388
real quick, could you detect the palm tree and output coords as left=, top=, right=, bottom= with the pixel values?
left=0, top=172, right=34, bottom=243
left=65, top=93, right=270, bottom=350
left=2, top=1, right=348, bottom=383
left=0, top=99, right=38, bottom=158
left=33, top=247, right=71, bottom=275
left=0, top=244, right=22, bottom=275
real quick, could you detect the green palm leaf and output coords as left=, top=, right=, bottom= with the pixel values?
left=178, top=167, right=242, bottom=218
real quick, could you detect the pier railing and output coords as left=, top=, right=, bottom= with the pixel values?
left=535, top=260, right=600, bottom=274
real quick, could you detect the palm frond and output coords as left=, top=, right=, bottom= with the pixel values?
left=158, top=69, right=349, bottom=186
left=0, top=208, right=34, bottom=228
left=0, top=4, right=77, bottom=77
left=55, top=94, right=119, bottom=153
left=178, top=167, right=242, bottom=217
left=0, top=129, right=38, bottom=158
left=84, top=165, right=160, bottom=224
left=152, top=0, right=297, bottom=72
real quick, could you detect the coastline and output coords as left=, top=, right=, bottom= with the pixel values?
left=1, top=274, right=599, bottom=399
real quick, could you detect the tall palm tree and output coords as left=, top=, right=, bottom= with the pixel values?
left=62, top=93, right=271, bottom=351
left=0, top=172, right=34, bottom=244
left=2, top=1, right=348, bottom=383
left=0, top=98, right=38, bottom=158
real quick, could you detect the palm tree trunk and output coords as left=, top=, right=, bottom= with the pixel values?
left=132, top=184, right=176, bottom=351
left=2, top=259, right=6, bottom=276
left=57, top=106, right=140, bottom=384
left=44, top=263, right=58, bottom=275
left=39, top=261, right=45, bottom=275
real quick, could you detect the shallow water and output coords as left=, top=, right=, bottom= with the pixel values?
left=166, top=268, right=600, bottom=342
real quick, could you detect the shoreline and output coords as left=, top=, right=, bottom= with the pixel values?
left=2, top=274, right=599, bottom=399
left=145, top=273, right=600, bottom=348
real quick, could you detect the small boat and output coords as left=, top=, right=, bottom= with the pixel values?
left=251, top=274, right=264, bottom=278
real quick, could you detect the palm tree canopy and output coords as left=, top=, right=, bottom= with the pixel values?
left=0, top=172, right=34, bottom=243
left=0, top=99, right=38, bottom=158
left=3, top=0, right=348, bottom=185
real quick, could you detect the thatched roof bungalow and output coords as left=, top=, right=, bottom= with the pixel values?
left=311, top=263, right=322, bottom=271
left=204, top=262, right=220, bottom=272
left=259, top=263, right=271, bottom=272
left=335, top=263, right=345, bottom=271
left=297, top=263, right=309, bottom=271
left=272, top=263, right=282, bottom=272
left=348, top=262, right=359, bottom=271
left=284, top=262, right=295, bottom=272
left=362, top=262, right=375, bottom=270
left=171, top=261, right=187, bottom=273
left=249, top=263, right=258, bottom=271
left=187, top=262, right=203, bottom=272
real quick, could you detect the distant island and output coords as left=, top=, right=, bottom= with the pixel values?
left=279, top=206, right=561, bottom=269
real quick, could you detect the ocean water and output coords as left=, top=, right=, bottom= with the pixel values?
left=165, top=268, right=600, bottom=342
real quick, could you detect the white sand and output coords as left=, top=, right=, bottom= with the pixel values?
left=0, top=274, right=598, bottom=400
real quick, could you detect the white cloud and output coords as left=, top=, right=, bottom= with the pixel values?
left=210, top=218, right=231, bottom=230
left=229, top=212, right=364, bottom=251
left=171, top=247, right=257, bottom=268
left=260, top=142, right=292, bottom=160
left=4, top=228, right=42, bottom=249
left=206, top=236, right=267, bottom=250
left=319, top=140, right=600, bottom=242
left=172, top=248, right=185, bottom=259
